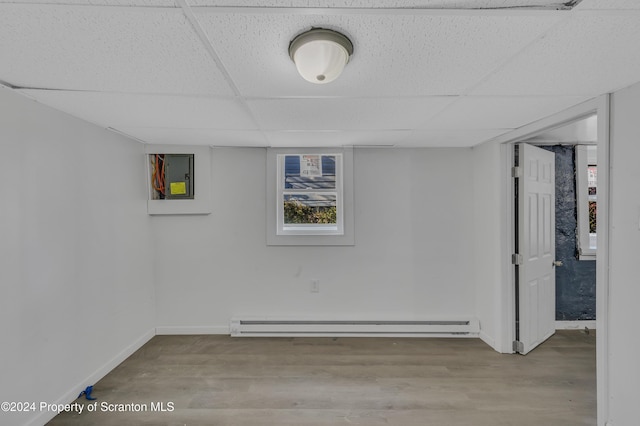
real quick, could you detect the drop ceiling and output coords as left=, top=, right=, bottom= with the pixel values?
left=0, top=0, right=639, bottom=148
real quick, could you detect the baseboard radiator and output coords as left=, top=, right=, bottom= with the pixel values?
left=230, top=317, right=480, bottom=338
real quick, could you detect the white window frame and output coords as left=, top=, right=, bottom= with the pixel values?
left=576, top=145, right=597, bottom=260
left=277, top=153, right=343, bottom=236
left=266, top=147, right=354, bottom=246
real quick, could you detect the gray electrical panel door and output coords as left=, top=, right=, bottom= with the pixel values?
left=165, top=154, right=194, bottom=199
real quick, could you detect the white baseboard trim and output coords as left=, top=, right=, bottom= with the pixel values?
left=156, top=325, right=229, bottom=335
left=479, top=330, right=497, bottom=351
left=229, top=317, right=480, bottom=338
left=26, top=328, right=155, bottom=426
left=556, top=320, right=597, bottom=330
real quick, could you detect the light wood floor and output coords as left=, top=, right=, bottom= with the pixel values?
left=48, top=331, right=596, bottom=426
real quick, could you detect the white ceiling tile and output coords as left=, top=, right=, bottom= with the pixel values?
left=471, top=14, right=640, bottom=96
left=194, top=11, right=563, bottom=97
left=400, top=129, right=508, bottom=147
left=423, top=96, right=591, bottom=130
left=265, top=128, right=506, bottom=147
left=264, top=131, right=345, bottom=148
left=264, top=130, right=411, bottom=147
left=577, top=0, right=640, bottom=10
left=339, top=130, right=412, bottom=146
left=117, top=127, right=268, bottom=146
left=247, top=97, right=454, bottom=131
left=0, top=0, right=177, bottom=5
left=1, top=2, right=630, bottom=149
left=20, top=90, right=256, bottom=129
left=0, top=4, right=233, bottom=95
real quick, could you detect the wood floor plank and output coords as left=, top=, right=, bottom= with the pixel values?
left=47, top=331, right=596, bottom=426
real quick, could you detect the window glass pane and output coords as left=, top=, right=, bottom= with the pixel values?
left=588, top=165, right=596, bottom=241
left=575, top=145, right=596, bottom=257
left=588, top=165, right=597, bottom=196
left=284, top=155, right=336, bottom=190
left=589, top=201, right=597, bottom=249
left=587, top=165, right=597, bottom=250
left=284, top=194, right=337, bottom=224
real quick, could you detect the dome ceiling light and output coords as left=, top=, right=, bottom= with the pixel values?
left=288, top=28, right=354, bottom=84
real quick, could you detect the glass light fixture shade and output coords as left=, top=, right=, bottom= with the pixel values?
left=289, top=28, right=353, bottom=84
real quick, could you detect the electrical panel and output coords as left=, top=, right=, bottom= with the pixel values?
left=146, top=145, right=211, bottom=215
left=150, top=154, right=194, bottom=200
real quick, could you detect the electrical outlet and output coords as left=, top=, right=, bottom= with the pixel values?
left=310, top=279, right=320, bottom=293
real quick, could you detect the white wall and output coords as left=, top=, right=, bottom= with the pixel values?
left=5, top=75, right=634, bottom=424
left=0, top=88, right=155, bottom=426
left=154, top=147, right=476, bottom=331
left=472, top=140, right=506, bottom=351
left=606, top=81, right=640, bottom=426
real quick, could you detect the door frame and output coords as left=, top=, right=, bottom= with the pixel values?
left=494, top=95, right=610, bottom=424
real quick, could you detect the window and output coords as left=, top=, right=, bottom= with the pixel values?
left=278, top=154, right=343, bottom=235
left=576, top=145, right=597, bottom=259
left=267, top=147, right=354, bottom=246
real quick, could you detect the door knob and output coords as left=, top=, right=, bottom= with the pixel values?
left=553, top=260, right=563, bottom=267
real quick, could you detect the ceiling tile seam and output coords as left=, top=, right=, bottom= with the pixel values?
left=442, top=94, right=592, bottom=99
left=243, top=95, right=459, bottom=101
left=344, top=145, right=396, bottom=148
left=258, top=130, right=270, bottom=146
left=188, top=6, right=572, bottom=17
left=0, top=3, right=180, bottom=10
left=401, top=131, right=510, bottom=148
left=422, top=12, right=581, bottom=126
left=15, top=87, right=239, bottom=99
left=244, top=94, right=592, bottom=101
left=409, top=127, right=518, bottom=131
left=8, top=88, right=239, bottom=144
left=107, top=127, right=148, bottom=144
left=177, top=0, right=263, bottom=131
left=409, top=96, right=461, bottom=130
left=177, top=0, right=241, bottom=97
left=108, top=127, right=264, bottom=131
left=408, top=128, right=514, bottom=133
left=208, top=144, right=269, bottom=148
left=460, top=12, right=578, bottom=97
left=260, top=128, right=513, bottom=133
left=11, top=92, right=131, bottom=137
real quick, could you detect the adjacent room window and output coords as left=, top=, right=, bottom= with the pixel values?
left=266, top=147, right=354, bottom=246
left=576, top=145, right=597, bottom=259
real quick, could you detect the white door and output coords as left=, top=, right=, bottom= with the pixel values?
left=517, top=143, right=556, bottom=354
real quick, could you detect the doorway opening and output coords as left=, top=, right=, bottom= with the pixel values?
left=499, top=95, right=610, bottom=424
left=513, top=114, right=598, bottom=353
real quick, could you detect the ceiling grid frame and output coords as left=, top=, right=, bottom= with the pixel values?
left=0, top=0, right=638, bottom=147
left=176, top=0, right=264, bottom=142
left=417, top=5, right=579, bottom=138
